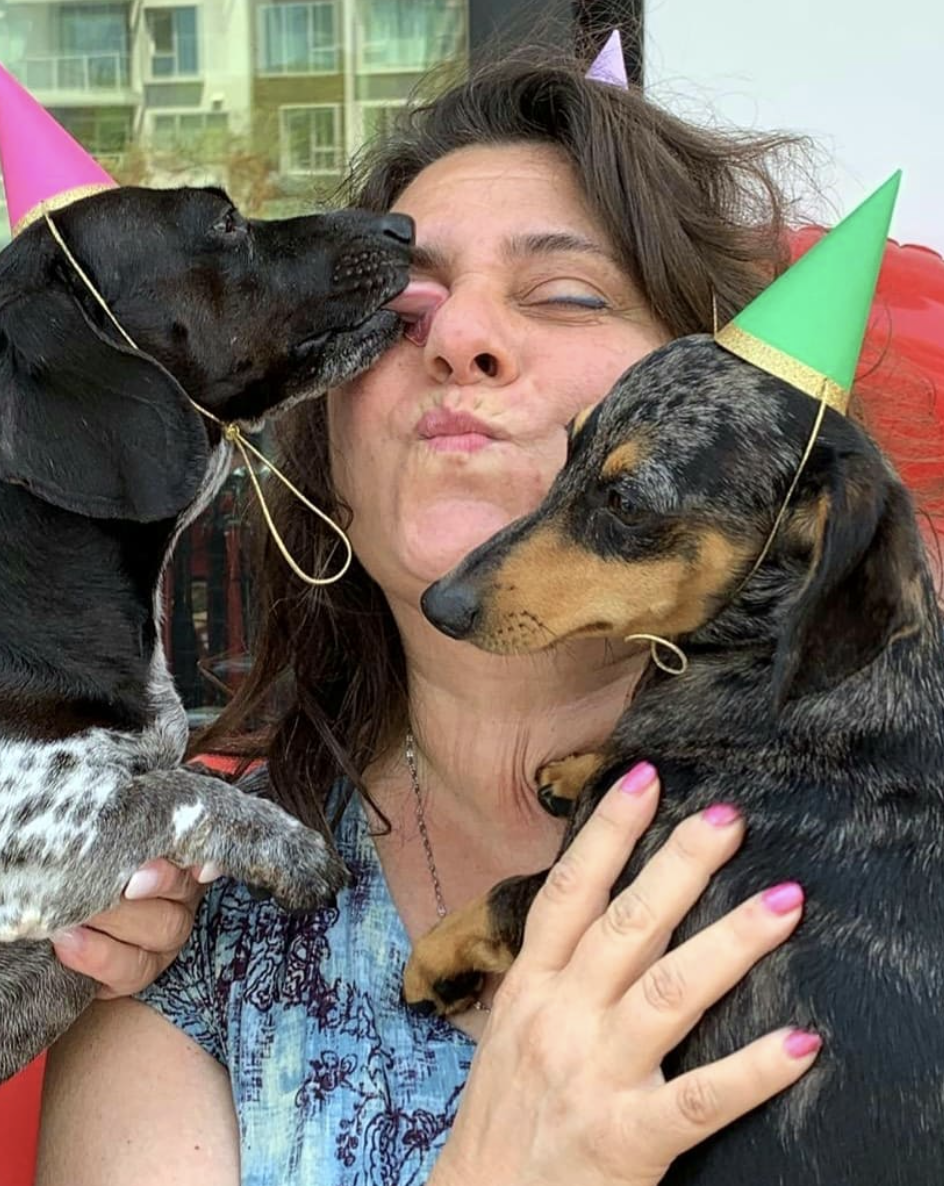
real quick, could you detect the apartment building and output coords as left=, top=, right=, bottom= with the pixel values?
left=0, top=0, right=468, bottom=237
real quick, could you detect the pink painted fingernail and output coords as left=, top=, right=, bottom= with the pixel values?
left=762, top=882, right=804, bottom=915
left=619, top=761, right=658, bottom=795
left=703, top=803, right=740, bottom=827
left=784, top=1029, right=822, bottom=1059
left=196, top=861, right=224, bottom=884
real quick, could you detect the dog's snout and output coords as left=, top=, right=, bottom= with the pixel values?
left=421, top=580, right=480, bottom=640
left=378, top=213, right=414, bottom=246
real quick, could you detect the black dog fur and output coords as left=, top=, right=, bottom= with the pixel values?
left=0, top=185, right=412, bottom=1081
left=409, top=334, right=944, bottom=1185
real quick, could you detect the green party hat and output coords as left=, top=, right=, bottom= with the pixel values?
left=716, top=171, right=901, bottom=412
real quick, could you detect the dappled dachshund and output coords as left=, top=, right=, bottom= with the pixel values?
left=0, top=185, right=413, bottom=1081
left=407, top=333, right=944, bottom=1185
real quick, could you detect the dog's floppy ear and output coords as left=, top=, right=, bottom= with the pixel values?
left=772, top=446, right=922, bottom=706
left=0, top=286, right=208, bottom=521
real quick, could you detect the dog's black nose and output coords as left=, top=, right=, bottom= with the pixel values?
left=379, top=213, right=415, bottom=246
left=421, top=580, right=480, bottom=640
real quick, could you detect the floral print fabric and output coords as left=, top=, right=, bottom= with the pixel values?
left=139, top=783, right=474, bottom=1185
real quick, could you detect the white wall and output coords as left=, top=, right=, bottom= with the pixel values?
left=645, top=0, right=943, bottom=251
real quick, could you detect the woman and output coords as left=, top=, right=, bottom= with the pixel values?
left=37, top=49, right=820, bottom=1185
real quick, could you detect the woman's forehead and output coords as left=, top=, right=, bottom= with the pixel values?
left=391, top=143, right=612, bottom=258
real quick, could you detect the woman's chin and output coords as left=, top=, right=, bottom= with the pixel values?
left=400, top=500, right=525, bottom=585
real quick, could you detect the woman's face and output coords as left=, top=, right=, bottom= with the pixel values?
left=328, top=143, right=668, bottom=601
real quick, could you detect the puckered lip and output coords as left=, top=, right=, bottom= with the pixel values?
left=415, top=408, right=508, bottom=440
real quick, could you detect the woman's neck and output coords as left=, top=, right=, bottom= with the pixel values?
left=380, top=598, right=645, bottom=825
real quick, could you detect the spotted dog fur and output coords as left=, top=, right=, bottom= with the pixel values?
left=0, top=185, right=413, bottom=1081
left=411, top=334, right=944, bottom=1185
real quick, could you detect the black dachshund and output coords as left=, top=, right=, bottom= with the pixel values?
left=0, top=185, right=412, bottom=1081
left=407, top=333, right=944, bottom=1186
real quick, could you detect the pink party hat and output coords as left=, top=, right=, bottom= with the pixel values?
left=0, top=62, right=116, bottom=236
left=585, top=29, right=629, bottom=89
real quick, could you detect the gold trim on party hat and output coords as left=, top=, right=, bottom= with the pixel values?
left=715, top=171, right=902, bottom=416
left=12, top=183, right=115, bottom=237
left=715, top=324, right=848, bottom=412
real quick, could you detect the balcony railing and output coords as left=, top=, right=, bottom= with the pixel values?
left=15, top=53, right=131, bottom=93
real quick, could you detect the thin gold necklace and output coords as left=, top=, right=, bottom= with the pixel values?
left=404, top=729, right=491, bottom=1013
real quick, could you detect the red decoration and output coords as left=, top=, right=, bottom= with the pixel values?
left=0, top=1054, right=45, bottom=1186
left=791, top=229, right=944, bottom=542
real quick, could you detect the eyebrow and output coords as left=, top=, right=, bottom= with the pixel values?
left=410, top=231, right=615, bottom=274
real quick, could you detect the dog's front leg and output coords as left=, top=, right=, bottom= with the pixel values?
left=536, top=750, right=608, bottom=816
left=403, top=870, right=548, bottom=1015
left=0, top=940, right=96, bottom=1082
left=115, top=767, right=350, bottom=912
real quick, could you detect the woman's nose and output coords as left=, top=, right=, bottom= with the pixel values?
left=422, top=289, right=519, bottom=387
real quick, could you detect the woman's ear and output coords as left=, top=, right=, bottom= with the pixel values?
left=0, top=284, right=208, bottom=522
left=772, top=448, right=924, bottom=708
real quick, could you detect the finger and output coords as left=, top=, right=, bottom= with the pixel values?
left=76, top=894, right=199, bottom=953
left=569, top=804, right=746, bottom=1005
left=646, top=1026, right=822, bottom=1164
left=518, top=762, right=660, bottom=973
left=621, top=882, right=805, bottom=1065
left=52, top=927, right=181, bottom=998
left=123, top=858, right=209, bottom=902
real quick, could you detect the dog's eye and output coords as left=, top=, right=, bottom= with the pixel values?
left=212, top=208, right=247, bottom=237
left=606, top=487, right=637, bottom=523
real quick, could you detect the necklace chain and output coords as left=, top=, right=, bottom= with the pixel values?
left=405, top=729, right=449, bottom=920
left=405, top=728, right=490, bottom=1013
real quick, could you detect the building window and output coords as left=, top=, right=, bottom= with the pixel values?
left=360, top=102, right=405, bottom=142
left=49, top=106, right=133, bottom=159
left=357, top=0, right=465, bottom=73
left=258, top=3, right=338, bottom=75
left=145, top=7, right=200, bottom=78
left=12, top=4, right=131, bottom=92
left=152, top=111, right=229, bottom=152
left=279, top=105, right=342, bottom=174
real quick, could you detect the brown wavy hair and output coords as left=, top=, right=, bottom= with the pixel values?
left=193, top=44, right=816, bottom=828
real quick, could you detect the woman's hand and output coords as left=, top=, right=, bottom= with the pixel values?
left=431, top=764, right=819, bottom=1186
left=52, top=860, right=207, bottom=999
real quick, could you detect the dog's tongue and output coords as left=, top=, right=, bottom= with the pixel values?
left=385, top=280, right=448, bottom=321
left=385, top=280, right=448, bottom=345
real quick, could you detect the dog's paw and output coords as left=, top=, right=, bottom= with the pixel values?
left=402, top=896, right=513, bottom=1016
left=536, top=751, right=603, bottom=817
left=243, top=820, right=350, bottom=911
left=197, top=795, right=350, bottom=912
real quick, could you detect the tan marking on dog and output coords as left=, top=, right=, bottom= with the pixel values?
left=403, top=895, right=514, bottom=1015
left=891, top=571, right=924, bottom=645
left=475, top=522, right=752, bottom=652
left=537, top=751, right=606, bottom=802
left=787, top=494, right=830, bottom=553
left=570, top=406, right=594, bottom=439
left=601, top=438, right=645, bottom=481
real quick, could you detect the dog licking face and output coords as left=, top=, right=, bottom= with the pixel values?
left=0, top=185, right=412, bottom=1080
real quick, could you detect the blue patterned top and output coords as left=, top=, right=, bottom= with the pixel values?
left=138, top=783, right=475, bottom=1186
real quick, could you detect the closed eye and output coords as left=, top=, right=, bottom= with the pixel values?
left=542, top=295, right=608, bottom=309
